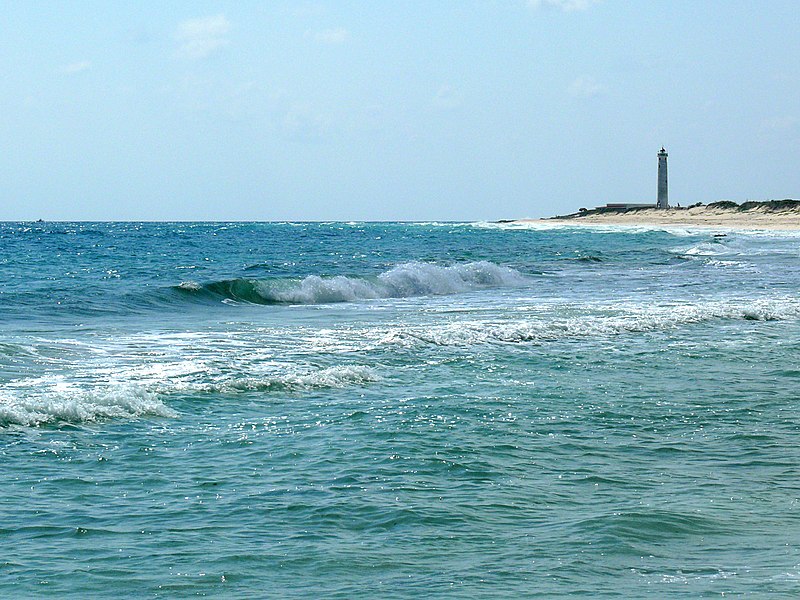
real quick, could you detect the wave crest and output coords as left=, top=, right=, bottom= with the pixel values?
left=176, top=261, right=529, bottom=305
left=0, top=385, right=177, bottom=427
left=388, top=298, right=800, bottom=346
left=168, top=365, right=380, bottom=395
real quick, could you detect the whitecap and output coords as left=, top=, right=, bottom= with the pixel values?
left=385, top=297, right=800, bottom=346
left=0, top=385, right=177, bottom=427
left=263, top=261, right=530, bottom=304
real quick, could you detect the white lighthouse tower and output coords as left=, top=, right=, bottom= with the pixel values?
left=657, top=147, right=669, bottom=208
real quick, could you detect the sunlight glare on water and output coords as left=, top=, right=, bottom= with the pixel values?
left=1, top=221, right=800, bottom=597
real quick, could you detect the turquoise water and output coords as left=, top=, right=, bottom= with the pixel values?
left=2, top=221, right=800, bottom=597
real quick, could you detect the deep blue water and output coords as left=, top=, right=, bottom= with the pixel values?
left=2, top=221, right=800, bottom=597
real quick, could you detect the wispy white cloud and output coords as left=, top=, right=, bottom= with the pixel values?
left=568, top=76, right=606, bottom=98
left=432, top=84, right=463, bottom=109
left=175, top=14, right=231, bottom=59
left=528, top=0, right=599, bottom=12
left=62, top=61, right=91, bottom=75
left=760, top=116, right=798, bottom=132
left=283, top=103, right=326, bottom=141
left=292, top=3, right=327, bottom=18
left=307, top=27, right=350, bottom=44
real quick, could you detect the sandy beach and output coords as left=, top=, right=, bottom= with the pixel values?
left=514, top=204, right=800, bottom=230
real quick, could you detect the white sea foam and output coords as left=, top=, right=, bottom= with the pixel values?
left=166, top=365, right=381, bottom=394
left=1, top=357, right=379, bottom=427
left=0, top=385, right=177, bottom=427
left=682, top=242, right=727, bottom=256
left=6, top=292, right=795, bottom=429
left=265, top=261, right=529, bottom=304
left=386, top=298, right=800, bottom=346
left=673, top=235, right=800, bottom=261
left=474, top=221, right=721, bottom=235
left=478, top=220, right=800, bottom=239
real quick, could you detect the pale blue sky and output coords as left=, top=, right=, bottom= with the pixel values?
left=1, top=1, right=798, bottom=220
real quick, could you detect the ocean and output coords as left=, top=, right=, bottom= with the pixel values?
left=2, top=221, right=799, bottom=597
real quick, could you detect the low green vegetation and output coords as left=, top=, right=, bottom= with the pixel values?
left=709, top=199, right=800, bottom=211
left=707, top=200, right=739, bottom=209
left=552, top=199, right=800, bottom=219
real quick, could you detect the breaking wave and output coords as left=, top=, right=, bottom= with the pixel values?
left=0, top=366, right=380, bottom=427
left=175, top=261, right=529, bottom=305
left=0, top=385, right=177, bottom=427
left=387, top=298, right=800, bottom=346
left=162, top=365, right=380, bottom=395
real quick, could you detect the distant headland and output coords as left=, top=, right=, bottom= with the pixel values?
left=510, top=199, right=800, bottom=230
left=509, top=147, right=800, bottom=229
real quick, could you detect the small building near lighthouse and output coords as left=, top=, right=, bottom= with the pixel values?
left=656, top=147, right=669, bottom=208
left=594, top=147, right=672, bottom=211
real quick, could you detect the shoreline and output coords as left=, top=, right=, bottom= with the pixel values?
left=512, top=204, right=800, bottom=231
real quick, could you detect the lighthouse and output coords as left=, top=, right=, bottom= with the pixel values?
left=657, top=147, right=669, bottom=208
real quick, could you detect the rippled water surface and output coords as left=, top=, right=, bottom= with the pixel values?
left=2, top=221, right=800, bottom=597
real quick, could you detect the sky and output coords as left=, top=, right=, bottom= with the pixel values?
left=1, top=0, right=799, bottom=221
